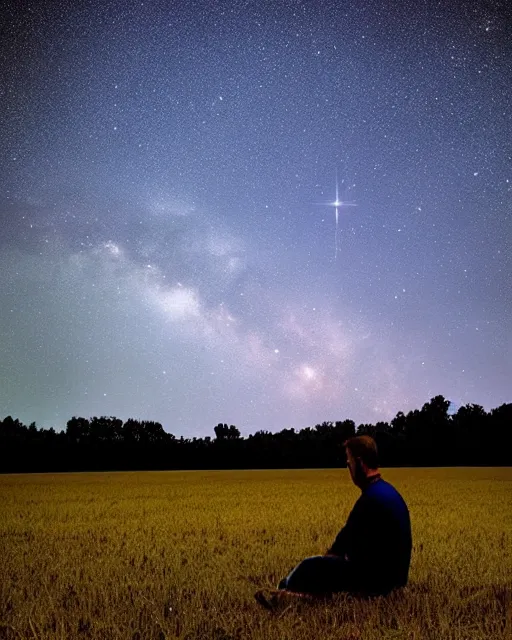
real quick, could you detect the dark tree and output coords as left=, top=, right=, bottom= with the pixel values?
left=214, top=423, right=241, bottom=440
left=1, top=395, right=510, bottom=472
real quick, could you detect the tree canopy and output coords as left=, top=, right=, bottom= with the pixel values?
left=1, top=396, right=511, bottom=473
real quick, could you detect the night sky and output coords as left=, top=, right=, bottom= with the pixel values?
left=1, top=1, right=510, bottom=437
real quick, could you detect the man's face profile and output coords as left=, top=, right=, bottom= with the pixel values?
left=346, top=447, right=356, bottom=483
left=346, top=447, right=366, bottom=488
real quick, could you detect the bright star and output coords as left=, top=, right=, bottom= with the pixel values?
left=315, top=169, right=357, bottom=260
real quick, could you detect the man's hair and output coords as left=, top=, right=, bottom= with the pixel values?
left=344, top=435, right=379, bottom=469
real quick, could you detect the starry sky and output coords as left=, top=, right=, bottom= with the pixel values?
left=1, top=0, right=511, bottom=437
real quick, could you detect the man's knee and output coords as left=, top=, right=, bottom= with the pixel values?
left=285, top=556, right=333, bottom=593
left=301, top=555, right=324, bottom=566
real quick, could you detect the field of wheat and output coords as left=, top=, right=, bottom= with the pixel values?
left=1, top=468, right=511, bottom=640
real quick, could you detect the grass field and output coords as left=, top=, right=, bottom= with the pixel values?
left=1, top=468, right=511, bottom=640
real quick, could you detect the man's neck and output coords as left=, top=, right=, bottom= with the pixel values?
left=360, top=470, right=381, bottom=491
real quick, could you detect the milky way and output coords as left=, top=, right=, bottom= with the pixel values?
left=1, top=1, right=510, bottom=436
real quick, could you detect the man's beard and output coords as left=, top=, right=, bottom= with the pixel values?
left=353, top=461, right=367, bottom=488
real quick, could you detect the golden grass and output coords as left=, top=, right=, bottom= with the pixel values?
left=0, top=468, right=511, bottom=639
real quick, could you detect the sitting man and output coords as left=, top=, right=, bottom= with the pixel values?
left=255, top=435, right=412, bottom=609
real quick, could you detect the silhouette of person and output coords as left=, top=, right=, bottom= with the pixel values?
left=255, top=435, right=412, bottom=609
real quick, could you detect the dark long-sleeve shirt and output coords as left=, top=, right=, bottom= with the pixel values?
left=328, top=476, right=412, bottom=594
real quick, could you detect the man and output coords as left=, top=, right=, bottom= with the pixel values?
left=255, top=435, right=412, bottom=610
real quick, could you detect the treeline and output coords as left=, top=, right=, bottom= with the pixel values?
left=1, top=396, right=511, bottom=473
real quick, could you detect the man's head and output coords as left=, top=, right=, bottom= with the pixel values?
left=344, top=435, right=380, bottom=488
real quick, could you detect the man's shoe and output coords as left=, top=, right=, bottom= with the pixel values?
left=254, top=589, right=280, bottom=611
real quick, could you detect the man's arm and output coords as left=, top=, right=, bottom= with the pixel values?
left=325, top=525, right=349, bottom=556
left=325, top=497, right=364, bottom=557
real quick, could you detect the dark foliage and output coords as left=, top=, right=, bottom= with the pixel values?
left=1, top=396, right=511, bottom=472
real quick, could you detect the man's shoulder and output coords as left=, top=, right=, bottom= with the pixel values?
left=365, top=479, right=407, bottom=505
left=371, top=478, right=396, bottom=492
